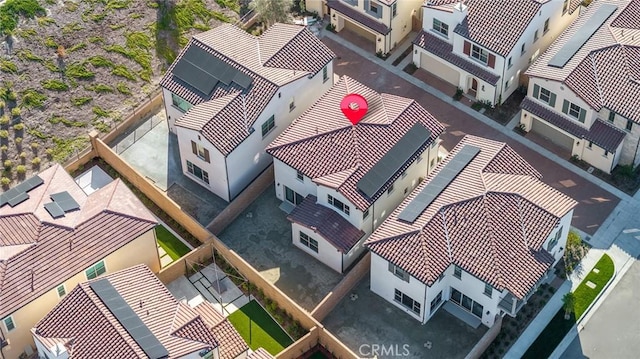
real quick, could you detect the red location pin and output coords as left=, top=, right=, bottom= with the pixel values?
left=340, top=93, right=368, bottom=125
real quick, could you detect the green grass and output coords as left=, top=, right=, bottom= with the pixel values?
left=16, top=49, right=43, bottom=62
left=155, top=224, right=190, bottom=260
left=70, top=96, right=93, bottom=106
left=51, top=136, right=88, bottom=162
left=65, top=62, right=95, bottom=79
left=523, top=254, right=614, bottom=359
left=20, top=89, right=47, bottom=108
left=86, top=55, right=115, bottom=68
left=41, top=79, right=69, bottom=91
left=62, top=22, right=83, bottom=34
left=0, top=59, right=17, bottom=73
left=116, top=82, right=132, bottom=95
left=85, top=83, right=114, bottom=93
left=67, top=43, right=87, bottom=53
left=573, top=253, right=614, bottom=318
left=111, top=65, right=137, bottom=81
left=522, top=309, right=576, bottom=359
left=49, top=115, right=86, bottom=127
left=0, top=0, right=45, bottom=34
left=228, top=300, right=293, bottom=355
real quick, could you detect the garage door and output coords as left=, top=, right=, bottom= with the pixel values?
left=342, top=19, right=377, bottom=46
left=531, top=118, right=574, bottom=150
left=420, top=53, right=460, bottom=86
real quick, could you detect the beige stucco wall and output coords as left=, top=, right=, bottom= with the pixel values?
left=3, top=229, right=159, bottom=359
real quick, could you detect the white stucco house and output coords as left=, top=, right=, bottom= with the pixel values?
left=160, top=23, right=336, bottom=201
left=266, top=76, right=445, bottom=273
left=366, top=135, right=577, bottom=327
left=520, top=0, right=639, bottom=174
left=412, top=0, right=581, bottom=104
left=306, top=0, right=422, bottom=54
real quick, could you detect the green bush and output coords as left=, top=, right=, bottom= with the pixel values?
left=64, top=1, right=79, bottom=12
left=0, top=130, right=8, bottom=138
left=116, top=82, right=132, bottom=95
left=43, top=36, right=58, bottom=48
left=20, top=89, right=47, bottom=108
left=125, top=31, right=152, bottom=50
left=0, top=59, right=18, bottom=73
left=93, top=120, right=111, bottom=132
left=49, top=115, right=86, bottom=127
left=42, top=79, right=69, bottom=91
left=88, top=36, right=104, bottom=43
left=16, top=165, right=26, bottom=174
left=67, top=43, right=87, bottom=53
left=86, top=56, right=114, bottom=68
left=4, top=159, right=12, bottom=169
left=31, top=157, right=41, bottom=166
left=70, top=96, right=93, bottom=106
left=111, top=65, right=137, bottom=81
left=0, top=115, right=8, bottom=125
left=65, top=62, right=95, bottom=79
left=109, top=23, right=126, bottom=30
left=92, top=106, right=110, bottom=118
left=37, top=16, right=55, bottom=26
left=0, top=0, right=46, bottom=34
left=16, top=49, right=43, bottom=62
left=0, top=177, right=10, bottom=186
left=10, top=107, right=20, bottom=117
left=42, top=59, right=60, bottom=72
left=106, top=0, right=132, bottom=10
left=13, top=123, right=24, bottom=131
left=62, top=22, right=83, bottom=34
left=85, top=83, right=114, bottom=93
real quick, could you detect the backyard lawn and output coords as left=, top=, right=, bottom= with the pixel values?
left=228, top=300, right=294, bottom=355
left=155, top=224, right=191, bottom=260
left=522, top=253, right=615, bottom=359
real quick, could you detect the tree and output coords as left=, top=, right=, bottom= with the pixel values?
left=249, top=0, right=293, bottom=27
left=562, top=292, right=575, bottom=320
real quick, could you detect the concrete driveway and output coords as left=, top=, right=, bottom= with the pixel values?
left=112, top=111, right=228, bottom=226
left=561, top=259, right=640, bottom=359
left=323, top=278, right=487, bottom=359
left=323, top=37, right=618, bottom=235
left=217, top=188, right=342, bottom=311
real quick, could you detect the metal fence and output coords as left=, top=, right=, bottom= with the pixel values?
left=113, top=113, right=165, bottom=154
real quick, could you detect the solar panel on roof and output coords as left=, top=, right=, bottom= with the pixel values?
left=233, top=71, right=253, bottom=89
left=548, top=4, right=618, bottom=68
left=0, top=175, right=43, bottom=208
left=50, top=191, right=80, bottom=212
left=44, top=202, right=65, bottom=219
left=173, top=58, right=218, bottom=96
left=8, top=192, right=29, bottom=207
left=398, top=145, right=481, bottom=223
left=357, top=123, right=432, bottom=198
left=90, top=279, right=169, bottom=359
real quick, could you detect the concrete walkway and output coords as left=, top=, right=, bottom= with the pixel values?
left=385, top=31, right=417, bottom=65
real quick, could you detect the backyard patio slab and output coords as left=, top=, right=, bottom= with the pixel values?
left=217, top=188, right=342, bottom=311
left=323, top=278, right=487, bottom=359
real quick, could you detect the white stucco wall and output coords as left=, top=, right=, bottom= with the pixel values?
left=292, top=223, right=343, bottom=273
left=163, top=88, right=188, bottom=134
left=273, top=159, right=319, bottom=203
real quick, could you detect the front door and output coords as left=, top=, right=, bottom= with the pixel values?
left=469, top=78, right=478, bottom=97
left=284, top=186, right=304, bottom=205
left=451, top=288, right=484, bottom=318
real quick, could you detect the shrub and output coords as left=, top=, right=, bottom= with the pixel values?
left=41, top=79, right=69, bottom=91
left=116, top=82, right=132, bottom=95
left=16, top=49, right=43, bottom=62
left=13, top=123, right=24, bottom=131
left=0, top=130, right=7, bottom=138
left=0, top=177, right=10, bottom=186
left=71, top=96, right=93, bottom=106
left=87, top=36, right=104, bottom=43
left=37, top=16, right=55, bottom=26
left=106, top=0, right=133, bottom=10
left=15, top=137, right=22, bottom=144
left=67, top=43, right=87, bottom=53
left=11, top=107, right=21, bottom=117
left=0, top=145, right=6, bottom=151
left=31, top=157, right=41, bottom=166
left=125, top=31, right=152, bottom=50
left=16, top=165, right=26, bottom=174
left=64, top=0, right=79, bottom=11
left=43, top=36, right=58, bottom=48
left=62, top=22, right=83, bottom=34
left=0, top=59, right=18, bottom=73
left=92, top=106, right=110, bottom=118
left=0, top=0, right=46, bottom=34
left=86, top=56, right=115, bottom=68
left=19, top=151, right=26, bottom=158
left=85, top=84, right=114, bottom=93
left=20, top=89, right=47, bottom=108
left=4, top=160, right=12, bottom=169
left=109, top=23, right=126, bottom=30
left=65, top=62, right=95, bottom=79
left=453, top=87, right=463, bottom=101
left=111, top=65, right=137, bottom=81
left=0, top=115, right=9, bottom=125
left=30, top=142, right=38, bottom=149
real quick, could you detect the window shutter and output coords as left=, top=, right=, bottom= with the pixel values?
left=403, top=271, right=410, bottom=282
left=191, top=140, right=197, bottom=155
left=204, top=148, right=210, bottom=163
left=549, top=92, right=557, bottom=107
left=488, top=54, right=496, bottom=68
left=463, top=41, right=471, bottom=55
left=533, top=84, right=540, bottom=99
left=388, top=261, right=394, bottom=273
left=562, top=100, right=569, bottom=115
left=579, top=108, right=586, bottom=123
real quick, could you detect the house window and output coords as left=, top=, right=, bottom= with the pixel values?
left=323, top=66, right=329, bottom=83
left=191, top=141, right=210, bottom=163
left=533, top=30, right=539, bottom=43
left=543, top=18, right=550, bottom=33
left=328, top=194, right=350, bottom=215
left=56, top=284, right=66, bottom=298
left=433, top=19, right=449, bottom=37
left=562, top=100, right=586, bottom=123
left=296, top=170, right=304, bottom=181
left=547, top=226, right=562, bottom=251
left=299, top=232, right=319, bottom=253
left=533, top=85, right=556, bottom=107
left=608, top=111, right=615, bottom=123
left=626, top=120, right=633, bottom=131
left=401, top=170, right=407, bottom=179
left=394, top=289, right=421, bottom=315
left=505, top=80, right=510, bottom=89
left=289, top=97, right=295, bottom=112
left=604, top=150, right=609, bottom=157
left=563, top=0, right=569, bottom=13
left=171, top=93, right=192, bottom=113
left=454, top=265, right=462, bottom=279
left=2, top=316, right=15, bottom=332
left=186, top=160, right=210, bottom=184
left=507, top=57, right=512, bottom=69
left=363, top=208, right=370, bottom=220
left=430, top=291, right=443, bottom=313
left=368, top=1, right=380, bottom=15
left=471, top=44, right=488, bottom=64
left=521, top=43, right=526, bottom=56
left=484, top=283, right=493, bottom=297
left=430, top=158, right=435, bottom=168
left=285, top=186, right=304, bottom=205
left=588, top=141, right=593, bottom=149
left=391, top=2, right=397, bottom=18
left=387, top=183, right=394, bottom=195
left=388, top=262, right=410, bottom=282
left=85, top=260, right=106, bottom=280
left=261, top=115, right=275, bottom=137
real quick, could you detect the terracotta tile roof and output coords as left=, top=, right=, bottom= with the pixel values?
left=32, top=265, right=249, bottom=359
left=287, top=195, right=365, bottom=253
left=527, top=1, right=640, bottom=123
left=426, top=0, right=543, bottom=56
left=161, top=23, right=335, bottom=156
left=248, top=348, right=275, bottom=359
left=267, top=76, right=444, bottom=210
left=413, top=31, right=500, bottom=85
left=366, top=136, right=577, bottom=299
left=190, top=302, right=249, bottom=359
left=521, top=97, right=626, bottom=152
left=0, top=164, right=157, bottom=318
left=327, top=0, right=391, bottom=35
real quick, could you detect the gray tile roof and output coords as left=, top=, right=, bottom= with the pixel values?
left=327, top=0, right=391, bottom=35
left=413, top=31, right=500, bottom=85
left=288, top=195, right=365, bottom=253
left=267, top=76, right=445, bottom=210
left=521, top=97, right=626, bottom=153
left=161, top=23, right=335, bottom=156
left=366, top=136, right=577, bottom=299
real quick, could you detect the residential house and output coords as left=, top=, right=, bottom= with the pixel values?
left=413, top=0, right=581, bottom=104
left=0, top=164, right=159, bottom=359
left=520, top=0, right=639, bottom=173
left=366, top=136, right=577, bottom=327
left=32, top=265, right=272, bottom=359
left=267, top=76, right=445, bottom=273
left=313, top=0, right=422, bottom=54
left=160, top=23, right=335, bottom=201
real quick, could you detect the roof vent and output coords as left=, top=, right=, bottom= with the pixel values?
left=44, top=191, right=80, bottom=219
